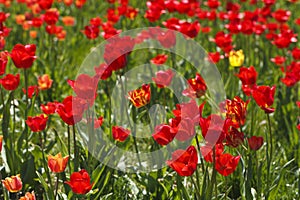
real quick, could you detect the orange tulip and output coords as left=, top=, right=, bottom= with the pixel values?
left=38, top=74, right=53, bottom=90
left=48, top=153, right=69, bottom=173
left=62, top=16, right=75, bottom=26
left=19, top=191, right=36, bottom=200
left=2, top=174, right=22, bottom=193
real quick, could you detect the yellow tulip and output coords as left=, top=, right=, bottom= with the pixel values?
left=229, top=50, right=244, bottom=67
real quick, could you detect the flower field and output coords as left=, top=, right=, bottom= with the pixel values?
left=0, top=0, right=299, bottom=199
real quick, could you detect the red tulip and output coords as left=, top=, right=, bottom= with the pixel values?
left=94, top=63, right=113, bottom=80
left=213, top=31, right=233, bottom=53
left=182, top=73, right=207, bottom=98
left=90, top=17, right=102, bottom=27
left=112, top=126, right=130, bottom=142
left=72, top=74, right=98, bottom=103
left=26, top=114, right=48, bottom=132
left=200, top=143, right=224, bottom=163
left=235, top=66, right=258, bottom=96
left=56, top=96, right=85, bottom=125
left=150, top=54, right=168, bottom=65
left=166, top=146, right=198, bottom=176
left=22, top=85, right=39, bottom=98
left=128, top=84, right=151, bottom=108
left=215, top=153, right=240, bottom=176
left=38, top=0, right=53, bottom=10
left=82, top=25, right=99, bottom=39
left=0, top=51, right=8, bottom=76
left=247, top=136, right=264, bottom=150
left=252, top=85, right=276, bottom=113
left=11, top=44, right=36, bottom=69
left=43, top=9, right=59, bottom=25
left=48, top=153, right=69, bottom=173
left=270, top=56, right=286, bottom=66
left=0, top=135, right=2, bottom=153
left=152, top=69, right=174, bottom=88
left=152, top=124, right=176, bottom=145
left=94, top=116, right=104, bottom=129
left=272, top=9, right=291, bottom=23
left=292, top=47, right=300, bottom=60
left=208, top=52, right=223, bottom=63
left=0, top=73, right=20, bottom=90
left=156, top=29, right=176, bottom=48
left=65, top=169, right=93, bottom=195
left=40, top=102, right=57, bottom=115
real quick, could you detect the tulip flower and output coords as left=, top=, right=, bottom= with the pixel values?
left=215, top=153, right=240, bottom=176
left=26, top=114, right=48, bottom=132
left=40, top=102, right=57, bottom=115
left=166, top=146, right=198, bottom=176
left=65, top=169, right=93, bottom=195
left=248, top=136, right=264, bottom=151
left=0, top=51, right=8, bottom=76
left=252, top=85, right=276, bottom=113
left=2, top=174, right=22, bottom=193
left=19, top=191, right=36, bottom=200
left=152, top=124, right=176, bottom=145
left=182, top=73, right=207, bottom=98
left=150, top=54, right=168, bottom=65
left=0, top=135, right=2, bottom=152
left=225, top=96, right=249, bottom=127
left=0, top=73, right=20, bottom=91
left=229, top=49, right=244, bottom=67
left=128, top=84, right=151, bottom=108
left=152, top=69, right=174, bottom=88
left=112, top=126, right=130, bottom=142
left=38, top=74, right=53, bottom=90
left=11, top=44, right=36, bottom=69
left=48, top=153, right=69, bottom=173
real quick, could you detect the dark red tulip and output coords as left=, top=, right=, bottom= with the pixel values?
left=11, top=44, right=36, bottom=69
left=247, top=136, right=264, bottom=150
left=225, top=127, right=244, bottom=148
left=82, top=25, right=99, bottom=39
left=215, top=153, right=240, bottom=176
left=272, top=9, right=291, bottom=23
left=0, top=51, right=8, bottom=76
left=252, top=85, right=276, bottom=113
left=0, top=73, right=20, bottom=91
left=65, top=169, right=93, bottom=195
left=292, top=47, right=300, bottom=60
left=166, top=146, right=198, bottom=176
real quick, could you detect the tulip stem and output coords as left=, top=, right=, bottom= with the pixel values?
left=24, top=68, right=29, bottom=153
left=190, top=176, right=201, bottom=200
left=195, top=136, right=205, bottom=174
left=73, top=125, right=79, bottom=171
left=266, top=114, right=273, bottom=198
left=67, top=125, right=71, bottom=172
left=54, top=173, right=59, bottom=198
left=40, top=131, right=53, bottom=188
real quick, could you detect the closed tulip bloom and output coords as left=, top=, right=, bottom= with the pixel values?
left=26, top=114, right=48, bottom=132
left=229, top=49, right=244, bottom=67
left=112, top=126, right=130, bottom=142
left=38, top=74, right=53, bottom=90
left=252, top=85, right=276, bottom=113
left=10, top=44, right=36, bottom=69
left=2, top=174, right=22, bottom=193
left=152, top=69, right=174, bottom=88
left=65, top=169, right=93, bottom=194
left=248, top=136, right=264, bottom=150
left=48, top=153, right=69, bottom=173
left=0, top=73, right=20, bottom=91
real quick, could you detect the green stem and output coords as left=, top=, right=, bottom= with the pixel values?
left=40, top=131, right=53, bottom=187
left=266, top=114, right=273, bottom=199
left=54, top=173, right=59, bottom=198
left=24, top=69, right=29, bottom=153
left=67, top=125, right=71, bottom=171
left=73, top=125, right=79, bottom=171
left=190, top=176, right=201, bottom=200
